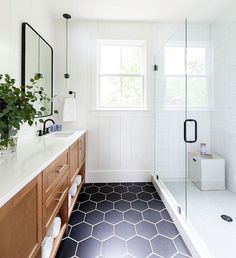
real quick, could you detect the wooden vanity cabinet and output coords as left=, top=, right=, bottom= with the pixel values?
left=0, top=132, right=86, bottom=258
left=43, top=150, right=69, bottom=202
left=79, top=134, right=86, bottom=166
left=69, top=133, right=86, bottom=183
left=69, top=141, right=80, bottom=183
left=0, top=175, right=42, bottom=258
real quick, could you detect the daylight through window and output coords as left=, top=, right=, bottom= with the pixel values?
left=165, top=44, right=209, bottom=109
left=97, top=40, right=146, bottom=109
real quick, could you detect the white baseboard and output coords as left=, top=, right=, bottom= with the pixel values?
left=86, top=170, right=152, bottom=183
left=152, top=176, right=214, bottom=258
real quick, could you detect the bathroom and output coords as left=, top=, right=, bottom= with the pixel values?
left=0, top=0, right=236, bottom=257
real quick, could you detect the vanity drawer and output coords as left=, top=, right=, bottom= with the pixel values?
left=43, top=150, right=69, bottom=202
left=43, top=173, right=68, bottom=234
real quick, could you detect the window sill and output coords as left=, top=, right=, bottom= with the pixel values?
left=90, top=108, right=152, bottom=117
left=94, top=108, right=151, bottom=111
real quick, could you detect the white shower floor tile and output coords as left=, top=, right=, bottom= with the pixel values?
left=164, top=181, right=236, bottom=258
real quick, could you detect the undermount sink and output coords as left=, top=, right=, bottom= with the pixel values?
left=53, top=132, right=76, bottom=137
left=43, top=131, right=76, bottom=138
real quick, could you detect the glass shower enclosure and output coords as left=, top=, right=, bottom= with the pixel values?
left=154, top=4, right=236, bottom=257
left=154, top=21, right=188, bottom=217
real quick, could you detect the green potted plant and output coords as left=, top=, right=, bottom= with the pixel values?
left=0, top=74, right=58, bottom=154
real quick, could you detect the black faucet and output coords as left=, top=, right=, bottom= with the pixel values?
left=42, top=118, right=55, bottom=135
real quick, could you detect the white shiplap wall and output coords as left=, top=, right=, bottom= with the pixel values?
left=54, top=21, right=180, bottom=182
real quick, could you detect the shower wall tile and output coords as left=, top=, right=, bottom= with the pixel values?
left=211, top=11, right=236, bottom=193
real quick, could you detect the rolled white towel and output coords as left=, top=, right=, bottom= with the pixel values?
left=69, top=182, right=77, bottom=197
left=47, top=217, right=61, bottom=239
left=74, top=175, right=82, bottom=185
left=68, top=194, right=72, bottom=208
left=41, top=236, right=53, bottom=258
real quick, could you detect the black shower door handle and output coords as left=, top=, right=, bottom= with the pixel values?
left=184, top=119, right=197, bottom=143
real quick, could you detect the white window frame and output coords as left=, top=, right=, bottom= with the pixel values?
left=96, top=40, right=147, bottom=110
left=164, top=41, right=210, bottom=111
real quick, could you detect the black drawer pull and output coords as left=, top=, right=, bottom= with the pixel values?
left=193, top=158, right=196, bottom=162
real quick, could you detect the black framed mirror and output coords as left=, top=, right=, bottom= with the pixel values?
left=21, top=23, right=53, bottom=117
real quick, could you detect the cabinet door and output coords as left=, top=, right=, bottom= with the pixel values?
left=69, top=141, right=79, bottom=183
left=0, top=175, right=42, bottom=258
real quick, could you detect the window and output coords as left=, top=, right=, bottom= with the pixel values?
left=97, top=40, right=146, bottom=109
left=164, top=43, right=209, bottom=109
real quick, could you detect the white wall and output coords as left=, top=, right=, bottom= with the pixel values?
left=54, top=20, right=183, bottom=182
left=211, top=3, right=236, bottom=193
left=0, top=0, right=55, bottom=139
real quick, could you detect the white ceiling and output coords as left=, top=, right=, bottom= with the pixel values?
left=44, top=0, right=235, bottom=22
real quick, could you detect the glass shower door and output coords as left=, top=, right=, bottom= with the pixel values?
left=154, top=23, right=188, bottom=217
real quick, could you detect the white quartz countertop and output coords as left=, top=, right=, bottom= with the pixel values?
left=0, top=130, right=86, bottom=208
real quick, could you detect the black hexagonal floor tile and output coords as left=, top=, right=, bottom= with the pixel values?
left=102, top=236, right=127, bottom=257
left=114, top=200, right=131, bottom=212
left=124, top=209, right=142, bottom=224
left=122, top=192, right=137, bottom=201
left=151, top=235, right=177, bottom=258
left=56, top=238, right=77, bottom=258
left=69, top=210, right=85, bottom=225
left=107, top=183, right=120, bottom=186
left=85, top=185, right=99, bottom=194
left=70, top=222, right=92, bottom=242
left=62, top=225, right=72, bottom=239
left=92, top=222, right=113, bottom=241
left=77, top=237, right=102, bottom=258
left=84, top=183, right=94, bottom=187
left=142, top=185, right=156, bottom=193
left=115, top=221, right=136, bottom=240
left=94, top=183, right=106, bottom=187
left=137, top=192, right=153, bottom=201
left=157, top=220, right=179, bottom=238
left=127, top=236, right=152, bottom=258
left=105, top=210, right=123, bottom=224
left=107, top=192, right=121, bottom=202
left=100, top=185, right=113, bottom=194
left=134, top=182, right=146, bottom=186
left=152, top=192, right=161, bottom=200
left=143, top=209, right=162, bottom=223
left=148, top=254, right=162, bottom=258
left=121, top=182, right=134, bottom=186
left=114, top=185, right=128, bottom=193
left=79, top=201, right=96, bottom=213
left=57, top=182, right=191, bottom=258
left=131, top=200, right=148, bottom=211
left=174, top=235, right=191, bottom=257
left=77, top=192, right=90, bottom=203
left=97, top=200, right=113, bottom=212
left=136, top=221, right=158, bottom=239
left=173, top=254, right=190, bottom=258
left=128, top=185, right=142, bottom=193
left=97, top=201, right=114, bottom=212
left=90, top=192, right=106, bottom=202
left=161, top=209, right=173, bottom=222
left=148, top=200, right=165, bottom=211
left=85, top=210, right=104, bottom=225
